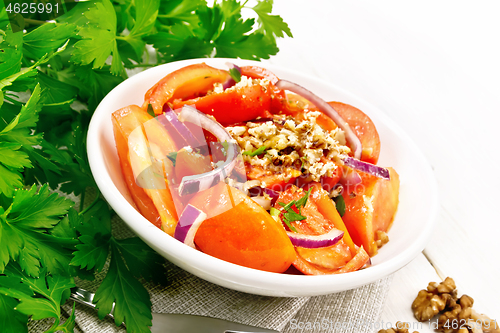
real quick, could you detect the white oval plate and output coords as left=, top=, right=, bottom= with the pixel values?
left=87, top=58, right=438, bottom=297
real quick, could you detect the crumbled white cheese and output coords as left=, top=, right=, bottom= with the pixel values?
left=363, top=195, right=374, bottom=214
left=209, top=76, right=270, bottom=95
left=227, top=111, right=351, bottom=182
left=247, top=122, right=277, bottom=140
left=226, top=126, right=247, bottom=137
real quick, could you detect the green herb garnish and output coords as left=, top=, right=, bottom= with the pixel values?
left=270, top=207, right=281, bottom=220
left=229, top=67, right=242, bottom=83
left=166, top=152, right=178, bottom=166
left=221, top=141, right=229, bottom=156
left=147, top=104, right=155, bottom=117
left=334, top=195, right=347, bottom=217
left=242, top=145, right=267, bottom=156
left=276, top=188, right=312, bottom=232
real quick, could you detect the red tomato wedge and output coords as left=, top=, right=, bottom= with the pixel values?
left=274, top=185, right=364, bottom=274
left=240, top=65, right=286, bottom=114
left=292, top=246, right=370, bottom=275
left=328, top=101, right=381, bottom=164
left=341, top=167, right=400, bottom=256
left=112, top=105, right=179, bottom=235
left=240, top=66, right=280, bottom=84
left=172, top=81, right=272, bottom=126
left=113, top=115, right=162, bottom=228
left=307, top=183, right=357, bottom=256
left=193, top=183, right=296, bottom=273
left=144, top=63, right=231, bottom=115
left=245, top=163, right=300, bottom=192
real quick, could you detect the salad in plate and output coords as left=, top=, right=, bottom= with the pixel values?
left=111, top=63, right=400, bottom=275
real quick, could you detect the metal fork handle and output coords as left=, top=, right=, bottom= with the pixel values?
left=70, top=287, right=115, bottom=319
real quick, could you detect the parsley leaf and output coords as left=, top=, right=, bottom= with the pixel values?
left=334, top=195, right=346, bottom=217
left=0, top=85, right=42, bottom=197
left=0, top=264, right=75, bottom=328
left=23, top=23, right=77, bottom=60
left=72, top=0, right=123, bottom=75
left=128, top=0, right=159, bottom=38
left=0, top=293, right=28, bottom=333
left=93, top=243, right=153, bottom=332
left=0, top=29, right=22, bottom=79
left=114, top=237, right=166, bottom=284
left=229, top=67, right=241, bottom=82
left=166, top=151, right=178, bottom=166
left=295, top=188, right=312, bottom=210
left=71, top=217, right=110, bottom=272
left=146, top=103, right=155, bottom=117
left=253, top=0, right=293, bottom=41
left=242, top=145, right=267, bottom=156
left=6, top=184, right=74, bottom=229
left=0, top=184, right=75, bottom=277
left=71, top=200, right=111, bottom=273
left=277, top=188, right=312, bottom=232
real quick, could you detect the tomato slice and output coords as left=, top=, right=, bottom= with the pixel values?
left=240, top=65, right=286, bottom=114
left=144, top=63, right=231, bottom=115
left=296, top=240, right=352, bottom=270
left=113, top=117, right=162, bottom=228
left=273, top=185, right=366, bottom=274
left=240, top=66, right=280, bottom=84
left=272, top=184, right=370, bottom=275
left=172, top=82, right=272, bottom=126
left=174, top=148, right=212, bottom=182
left=245, top=163, right=300, bottom=192
left=193, top=183, right=296, bottom=273
left=112, top=105, right=179, bottom=235
left=307, top=183, right=357, bottom=256
left=341, top=167, right=400, bottom=256
left=327, top=101, right=381, bottom=164
left=292, top=246, right=370, bottom=275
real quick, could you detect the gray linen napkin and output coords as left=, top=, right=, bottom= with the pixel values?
left=27, top=190, right=393, bottom=333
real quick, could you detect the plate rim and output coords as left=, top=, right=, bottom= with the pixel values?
left=87, top=58, right=438, bottom=296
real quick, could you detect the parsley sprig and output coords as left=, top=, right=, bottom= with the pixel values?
left=276, top=188, right=312, bottom=233
left=0, top=0, right=291, bottom=332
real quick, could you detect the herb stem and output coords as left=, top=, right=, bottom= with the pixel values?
left=130, top=63, right=157, bottom=68
left=24, top=18, right=51, bottom=26
left=79, top=189, right=101, bottom=216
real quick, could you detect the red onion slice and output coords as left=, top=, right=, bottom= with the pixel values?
left=339, top=168, right=362, bottom=187
left=173, top=204, right=207, bottom=248
left=287, top=228, right=344, bottom=249
left=222, top=62, right=242, bottom=89
left=342, top=156, right=390, bottom=180
left=248, top=186, right=280, bottom=205
left=158, top=105, right=203, bottom=148
left=275, top=79, right=362, bottom=160
left=177, top=105, right=240, bottom=196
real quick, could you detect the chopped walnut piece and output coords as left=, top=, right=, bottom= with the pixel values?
left=378, top=321, right=420, bottom=333
left=407, top=277, right=497, bottom=333
left=412, top=289, right=451, bottom=322
left=470, top=309, right=500, bottom=333
left=437, top=295, right=475, bottom=333
left=412, top=277, right=459, bottom=322
left=375, top=230, right=389, bottom=248
left=428, top=277, right=457, bottom=294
